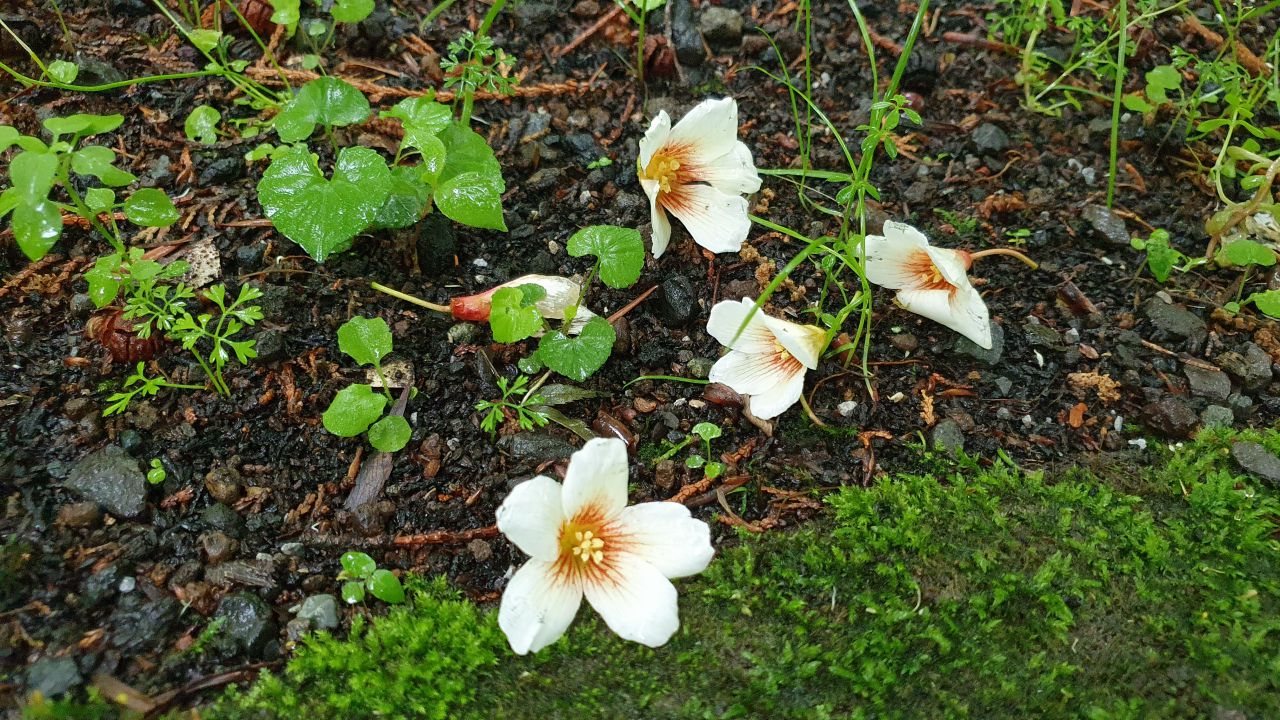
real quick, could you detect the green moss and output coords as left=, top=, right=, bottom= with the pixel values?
left=209, top=431, right=1280, bottom=719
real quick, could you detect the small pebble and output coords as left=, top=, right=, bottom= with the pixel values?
left=836, top=400, right=857, bottom=417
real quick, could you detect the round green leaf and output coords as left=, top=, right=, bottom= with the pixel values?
left=341, top=580, right=366, bottom=604
left=13, top=201, right=62, bottom=261
left=1221, top=238, right=1277, bottom=268
left=1250, top=290, right=1280, bottom=318
left=47, top=60, right=79, bottom=84
left=435, top=171, right=506, bottom=231
left=381, top=97, right=451, bottom=153
left=341, top=551, right=377, bottom=577
left=268, top=0, right=300, bottom=34
left=43, top=113, right=124, bottom=137
left=337, top=315, right=393, bottom=366
left=274, top=77, right=370, bottom=144
left=331, top=0, right=374, bottom=23
left=71, top=145, right=137, bottom=187
left=124, top=188, right=179, bottom=227
left=84, top=188, right=116, bottom=213
left=366, top=568, right=405, bottom=604
left=537, top=316, right=616, bottom=381
left=11, top=151, right=58, bottom=201
left=188, top=29, right=223, bottom=53
left=322, top=383, right=387, bottom=437
left=185, top=105, right=222, bottom=145
left=368, top=414, right=411, bottom=452
left=257, top=145, right=392, bottom=262
left=0, top=126, right=20, bottom=153
left=566, top=225, right=644, bottom=288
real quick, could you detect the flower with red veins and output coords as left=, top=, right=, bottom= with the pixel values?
left=637, top=97, right=761, bottom=258
left=705, top=298, right=827, bottom=419
left=450, top=274, right=594, bottom=323
left=496, top=437, right=714, bottom=654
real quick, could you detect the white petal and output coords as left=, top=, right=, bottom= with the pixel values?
left=496, top=475, right=565, bottom=562
left=761, top=315, right=826, bottom=369
left=708, top=349, right=794, bottom=397
left=883, top=220, right=932, bottom=247
left=641, top=176, right=671, bottom=258
left=895, top=287, right=992, bottom=349
left=637, top=110, right=671, bottom=171
left=499, top=559, right=583, bottom=655
left=697, top=140, right=761, bottom=196
left=705, top=298, right=775, bottom=354
left=562, top=437, right=630, bottom=521
left=497, top=274, right=582, bottom=320
left=746, top=365, right=806, bottom=419
left=924, top=245, right=972, bottom=288
left=615, top=502, right=714, bottom=579
left=668, top=97, right=740, bottom=159
left=583, top=553, right=680, bottom=647
left=864, top=228, right=929, bottom=290
left=664, top=183, right=751, bottom=254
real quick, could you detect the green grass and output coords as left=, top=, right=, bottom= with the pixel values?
left=168, top=429, right=1280, bottom=718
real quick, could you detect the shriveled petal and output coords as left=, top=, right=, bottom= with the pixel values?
left=498, top=274, right=583, bottom=320
left=664, top=182, right=751, bottom=254
left=641, top=176, right=672, bottom=258
left=499, top=559, right=583, bottom=655
left=615, top=502, right=714, bottom=579
left=705, top=298, right=775, bottom=354
left=496, top=475, right=565, bottom=562
left=746, top=365, right=806, bottom=419
left=697, top=140, right=761, bottom=196
left=583, top=553, right=680, bottom=648
left=667, top=97, right=741, bottom=160
left=637, top=110, right=672, bottom=171
left=864, top=226, right=930, bottom=290
left=761, top=315, right=827, bottom=369
left=895, top=287, right=993, bottom=349
left=708, top=349, right=794, bottom=397
left=924, top=245, right=972, bottom=288
left=562, top=437, right=630, bottom=521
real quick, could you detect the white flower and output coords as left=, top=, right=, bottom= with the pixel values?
left=637, top=97, right=762, bottom=258
left=451, top=274, right=584, bottom=321
left=705, top=298, right=827, bottom=420
left=864, top=221, right=993, bottom=350
left=496, top=437, right=714, bottom=654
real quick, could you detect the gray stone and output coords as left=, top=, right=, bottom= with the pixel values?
left=1142, top=298, right=1206, bottom=340
left=65, top=445, right=146, bottom=518
left=498, top=433, right=576, bottom=464
left=1023, top=321, right=1065, bottom=349
left=952, top=321, right=1004, bottom=365
left=297, top=594, right=339, bottom=630
left=1184, top=364, right=1231, bottom=402
left=254, top=329, right=287, bottom=364
left=447, top=322, right=478, bottom=345
left=216, top=592, right=276, bottom=655
left=1200, top=405, right=1234, bottom=427
left=1231, top=441, right=1280, bottom=488
left=286, top=616, right=313, bottom=642
left=656, top=275, right=697, bottom=327
left=199, top=156, right=243, bottom=187
left=686, top=357, right=715, bottom=379
left=204, top=462, right=244, bottom=505
left=970, top=122, right=1010, bottom=153
left=25, top=657, right=81, bottom=698
left=699, top=6, right=744, bottom=47
left=109, top=592, right=179, bottom=654
left=1141, top=396, right=1200, bottom=438
left=930, top=419, right=965, bottom=453
left=201, top=503, right=245, bottom=538
left=1217, top=342, right=1273, bottom=391
left=206, top=559, right=276, bottom=589
left=1228, top=392, right=1254, bottom=419
left=1081, top=204, right=1130, bottom=247
left=117, top=429, right=143, bottom=454
left=836, top=400, right=858, bottom=417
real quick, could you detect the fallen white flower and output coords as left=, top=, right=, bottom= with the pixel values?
left=705, top=298, right=827, bottom=419
left=496, top=437, right=714, bottom=654
left=638, top=97, right=761, bottom=258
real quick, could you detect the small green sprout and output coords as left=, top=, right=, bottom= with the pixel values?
left=476, top=374, right=550, bottom=436
left=322, top=317, right=413, bottom=453
left=338, top=551, right=405, bottom=605
left=146, top=459, right=167, bottom=485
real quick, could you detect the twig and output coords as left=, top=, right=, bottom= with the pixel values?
left=554, top=4, right=625, bottom=58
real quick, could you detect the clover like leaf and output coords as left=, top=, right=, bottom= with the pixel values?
left=1144, top=64, right=1181, bottom=104
left=490, top=287, right=544, bottom=343
left=368, top=415, right=411, bottom=453
left=257, top=145, right=391, bottom=262
left=185, top=105, right=221, bottom=145
left=124, top=188, right=179, bottom=227
left=71, top=145, right=137, bottom=187
left=1220, top=238, right=1277, bottom=268
left=322, top=383, right=387, bottom=437
left=337, top=316, right=393, bottom=366
left=47, top=60, right=78, bottom=84
left=274, top=77, right=370, bottom=144
left=567, top=225, right=644, bottom=289
left=372, top=165, right=433, bottom=230
left=331, top=0, right=374, bottom=24
left=381, top=97, right=451, bottom=154
left=537, top=315, right=616, bottom=381
left=367, top=568, right=405, bottom=604
left=43, top=113, right=124, bottom=137
left=340, top=551, right=377, bottom=578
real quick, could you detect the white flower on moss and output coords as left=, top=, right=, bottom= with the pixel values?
left=864, top=221, right=993, bottom=350
left=705, top=298, right=827, bottom=420
left=496, top=437, right=714, bottom=654
left=637, top=97, right=761, bottom=258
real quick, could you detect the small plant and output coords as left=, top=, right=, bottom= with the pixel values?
left=103, top=362, right=204, bottom=417
left=146, top=458, right=167, bottom=485
left=476, top=374, right=550, bottom=436
left=656, top=422, right=726, bottom=480
left=1130, top=229, right=1204, bottom=283
left=338, top=551, right=405, bottom=605
left=322, top=316, right=413, bottom=453
left=440, top=30, right=518, bottom=127
left=933, top=208, right=979, bottom=239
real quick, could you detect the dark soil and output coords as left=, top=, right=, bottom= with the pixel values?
left=3, top=0, right=1279, bottom=709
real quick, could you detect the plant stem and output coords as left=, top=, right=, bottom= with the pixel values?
left=1106, top=0, right=1127, bottom=209
left=57, top=153, right=123, bottom=252
left=968, top=248, right=1039, bottom=269
left=370, top=282, right=453, bottom=314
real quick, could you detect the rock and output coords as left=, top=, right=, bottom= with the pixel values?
left=562, top=133, right=599, bottom=161
left=656, top=275, right=697, bottom=326
left=836, top=400, right=858, bottom=417
left=498, top=433, right=575, bottom=464
left=1217, top=342, right=1273, bottom=391
left=206, top=559, right=276, bottom=589
left=25, top=657, right=81, bottom=698
left=1142, top=298, right=1206, bottom=340
left=1184, top=364, right=1231, bottom=402
left=467, top=539, right=493, bottom=562
left=670, top=0, right=704, bottom=65
left=201, top=503, right=245, bottom=538
left=930, top=419, right=965, bottom=453
left=952, top=322, right=1004, bottom=365
left=699, top=6, right=744, bottom=47
left=1081, top=204, right=1130, bottom=247
left=204, top=462, right=244, bottom=505
left=117, top=429, right=143, bottom=454
left=1228, top=392, right=1254, bottom=420
left=56, top=501, right=102, bottom=529
left=687, top=357, right=715, bottom=379
left=514, top=0, right=555, bottom=33
left=201, top=531, right=238, bottom=564
left=1230, top=441, right=1280, bottom=488
left=1023, top=321, right=1065, bottom=349
left=1141, top=396, right=1199, bottom=438
left=286, top=616, right=313, bottom=642
left=970, top=122, right=1010, bottom=153
left=703, top=383, right=743, bottom=407
left=216, top=592, right=276, bottom=655
left=65, top=445, right=146, bottom=518
left=447, top=322, right=478, bottom=345
left=350, top=500, right=394, bottom=537
left=198, top=156, right=243, bottom=186
left=63, top=397, right=97, bottom=421
left=296, top=594, right=339, bottom=631
left=236, top=244, right=264, bottom=271
left=110, top=592, right=179, bottom=653
left=1200, top=405, right=1234, bottom=427
left=889, top=333, right=918, bottom=352
left=654, top=459, right=676, bottom=491
left=69, top=293, right=95, bottom=319
left=254, top=329, right=287, bottom=363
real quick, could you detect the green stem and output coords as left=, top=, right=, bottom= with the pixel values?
left=1106, top=0, right=1127, bottom=209
left=370, top=282, right=453, bottom=314
left=57, top=153, right=123, bottom=251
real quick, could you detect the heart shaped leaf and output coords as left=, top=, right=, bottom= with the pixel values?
left=368, top=415, right=411, bottom=453
left=537, top=315, right=616, bottom=381
left=567, top=225, right=644, bottom=288
left=274, top=77, right=370, bottom=144
left=337, top=316, right=393, bottom=366
left=381, top=97, right=451, bottom=154
left=322, top=383, right=387, bottom=437
left=124, top=188, right=179, bottom=227
left=71, top=145, right=137, bottom=187
left=331, top=0, right=374, bottom=23
left=435, top=170, right=506, bottom=230
left=185, top=105, right=221, bottom=145
left=372, top=165, right=432, bottom=230
left=489, top=287, right=543, bottom=343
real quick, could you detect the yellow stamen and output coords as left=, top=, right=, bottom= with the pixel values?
left=642, top=153, right=682, bottom=195
left=564, top=526, right=607, bottom=565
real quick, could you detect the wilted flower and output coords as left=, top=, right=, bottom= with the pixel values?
left=705, top=298, right=827, bottom=419
left=637, top=97, right=761, bottom=258
left=496, top=437, right=714, bottom=654
left=451, top=274, right=589, bottom=322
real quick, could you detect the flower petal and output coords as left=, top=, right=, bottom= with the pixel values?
left=583, top=553, right=681, bottom=647
left=562, top=437, right=630, bottom=521
left=708, top=348, right=793, bottom=397
left=664, top=182, right=752, bottom=254
left=499, top=559, right=583, bottom=655
left=746, top=364, right=806, bottom=419
left=761, top=315, right=827, bottom=369
left=667, top=97, right=741, bottom=159
left=496, top=475, right=565, bottom=562
left=705, top=298, right=775, bottom=354
left=637, top=110, right=671, bottom=171
left=864, top=224, right=930, bottom=290
left=925, top=245, right=972, bottom=288
left=615, top=502, right=714, bottom=579
left=697, top=140, right=761, bottom=196
left=895, top=287, right=992, bottom=349
left=640, top=176, right=672, bottom=258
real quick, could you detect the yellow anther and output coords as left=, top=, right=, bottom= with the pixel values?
left=569, top=529, right=606, bottom=564
left=643, top=153, right=682, bottom=195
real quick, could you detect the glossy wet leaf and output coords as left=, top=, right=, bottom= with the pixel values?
left=331, top=0, right=374, bottom=23
left=435, top=171, right=506, bottom=230
left=337, top=316, right=393, bottom=366
left=1249, top=290, right=1280, bottom=319
left=188, top=29, right=223, bottom=53
left=84, top=188, right=115, bottom=213
left=7, top=152, right=63, bottom=261
left=1220, top=238, right=1277, bottom=268
left=341, top=551, right=377, bottom=578
left=368, top=414, right=411, bottom=452
left=71, top=145, right=137, bottom=187
left=371, top=165, right=432, bottom=230
left=47, top=60, right=78, bottom=84
left=322, top=383, right=387, bottom=437
left=268, top=0, right=300, bottom=34
left=341, top=580, right=366, bottom=604
left=489, top=287, right=543, bottom=343
left=274, top=77, right=370, bottom=144
left=567, top=225, right=644, bottom=288
left=12, top=199, right=62, bottom=261
left=437, top=122, right=502, bottom=183
left=381, top=97, right=451, bottom=154
left=537, top=316, right=616, bottom=381
left=124, top=188, right=179, bottom=227
left=43, top=113, right=124, bottom=137
left=185, top=105, right=221, bottom=144
left=366, top=569, right=405, bottom=604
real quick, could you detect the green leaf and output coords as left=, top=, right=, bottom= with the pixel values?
left=1249, top=291, right=1280, bottom=318
left=257, top=145, right=392, bottom=262
left=566, top=225, right=644, bottom=288
left=691, top=421, right=722, bottom=442
left=85, top=253, right=124, bottom=307
left=489, top=287, right=543, bottom=343
left=371, top=165, right=432, bottom=230
left=340, top=551, right=377, bottom=578
left=124, top=188, right=179, bottom=227
left=337, top=315, right=393, bottom=366
left=274, top=77, right=370, bottom=144
left=43, top=113, right=124, bottom=137
left=0, top=126, right=19, bottom=152
left=322, top=383, right=387, bottom=436
left=417, top=135, right=446, bottom=186
left=1220, top=238, right=1277, bottom=268
left=382, top=97, right=451, bottom=153
left=268, top=0, right=300, bottom=35
left=11, top=151, right=58, bottom=201
left=435, top=171, right=506, bottom=230
left=185, top=105, right=222, bottom=144
left=331, top=0, right=375, bottom=24
left=437, top=122, right=502, bottom=183
left=1121, top=93, right=1154, bottom=113
left=188, top=29, right=223, bottom=53
left=366, top=568, right=405, bottom=604
left=85, top=188, right=116, bottom=213
left=341, top=580, right=366, bottom=604
left=537, top=316, right=616, bottom=381
left=71, top=145, right=137, bottom=187
left=536, top=384, right=607, bottom=406
left=13, top=201, right=62, bottom=261
left=368, top=414, right=411, bottom=452
left=47, top=60, right=78, bottom=84
left=685, top=455, right=705, bottom=469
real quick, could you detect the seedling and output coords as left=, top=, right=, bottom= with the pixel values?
left=475, top=374, right=550, bottom=436
left=104, top=362, right=205, bottom=417
left=440, top=30, right=518, bottom=127
left=322, top=316, right=413, bottom=453
left=1130, top=229, right=1205, bottom=283
left=655, top=422, right=726, bottom=480
left=146, top=459, right=167, bottom=485
left=338, top=551, right=405, bottom=605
